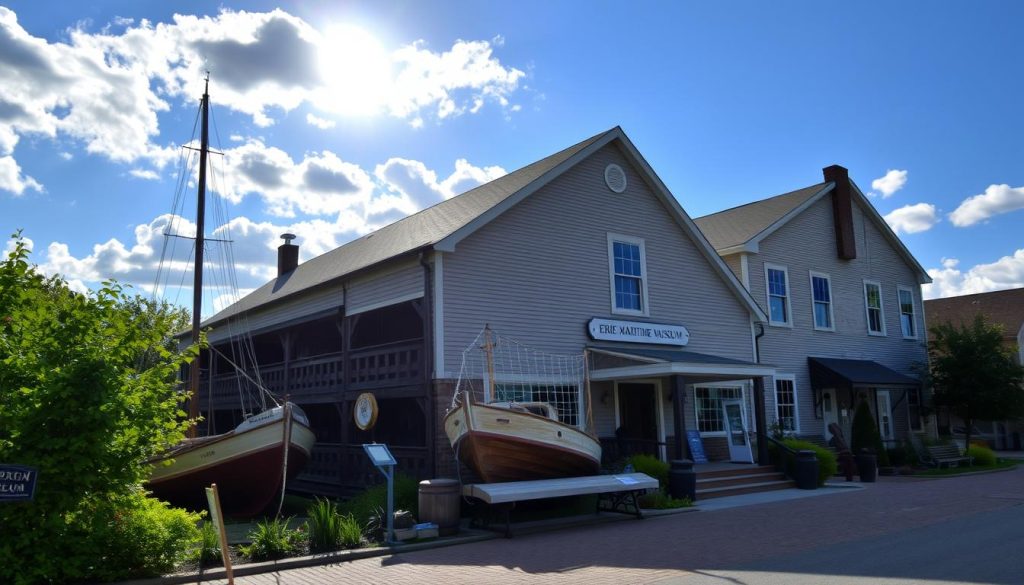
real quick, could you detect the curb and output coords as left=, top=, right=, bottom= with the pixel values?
left=910, top=463, right=1018, bottom=479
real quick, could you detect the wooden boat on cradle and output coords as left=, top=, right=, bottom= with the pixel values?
left=144, top=78, right=315, bottom=517
left=444, top=390, right=601, bottom=483
left=148, top=403, right=316, bottom=517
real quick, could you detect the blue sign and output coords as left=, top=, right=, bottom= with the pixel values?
left=0, top=464, right=38, bottom=502
left=685, top=431, right=708, bottom=464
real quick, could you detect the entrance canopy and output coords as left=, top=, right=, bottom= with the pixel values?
left=808, top=357, right=919, bottom=388
left=589, top=346, right=774, bottom=383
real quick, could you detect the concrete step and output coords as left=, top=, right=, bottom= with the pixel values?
left=696, top=479, right=797, bottom=500
left=696, top=471, right=787, bottom=489
left=697, top=465, right=777, bottom=479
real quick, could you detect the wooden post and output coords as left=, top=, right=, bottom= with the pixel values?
left=672, top=375, right=687, bottom=460
left=583, top=350, right=594, bottom=435
left=205, top=483, right=234, bottom=585
left=753, top=376, right=769, bottom=465
left=482, top=325, right=495, bottom=403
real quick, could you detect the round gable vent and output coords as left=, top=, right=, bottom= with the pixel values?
left=604, top=163, right=627, bottom=193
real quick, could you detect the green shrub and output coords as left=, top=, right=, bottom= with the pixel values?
left=968, top=444, right=997, bottom=467
left=83, top=492, right=202, bottom=581
left=627, top=454, right=669, bottom=488
left=851, top=400, right=890, bottom=466
left=195, top=520, right=222, bottom=565
left=239, top=517, right=305, bottom=561
left=338, top=474, right=419, bottom=526
left=637, top=491, right=692, bottom=509
left=306, top=498, right=363, bottom=553
left=780, top=439, right=838, bottom=486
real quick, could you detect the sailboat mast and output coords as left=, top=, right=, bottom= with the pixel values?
left=187, top=77, right=211, bottom=437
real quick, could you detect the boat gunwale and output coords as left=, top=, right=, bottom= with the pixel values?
left=445, top=395, right=597, bottom=439
left=148, top=414, right=313, bottom=465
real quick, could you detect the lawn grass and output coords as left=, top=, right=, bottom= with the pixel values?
left=915, top=459, right=1017, bottom=476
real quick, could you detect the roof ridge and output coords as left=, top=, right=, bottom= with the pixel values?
left=695, top=181, right=829, bottom=220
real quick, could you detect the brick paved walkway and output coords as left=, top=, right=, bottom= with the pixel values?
left=195, top=467, right=1024, bottom=584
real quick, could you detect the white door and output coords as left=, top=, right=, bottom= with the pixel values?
left=877, top=391, right=894, bottom=443
left=723, top=400, right=754, bottom=463
left=822, top=389, right=838, bottom=444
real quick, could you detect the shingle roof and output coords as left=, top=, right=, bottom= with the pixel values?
left=924, top=287, right=1024, bottom=341
left=203, top=129, right=613, bottom=327
left=693, top=182, right=829, bottom=250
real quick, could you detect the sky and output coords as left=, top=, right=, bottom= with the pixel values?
left=2, top=1, right=1023, bottom=318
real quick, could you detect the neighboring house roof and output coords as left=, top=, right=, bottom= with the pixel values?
left=205, top=127, right=768, bottom=328
left=693, top=178, right=931, bottom=284
left=925, top=287, right=1024, bottom=341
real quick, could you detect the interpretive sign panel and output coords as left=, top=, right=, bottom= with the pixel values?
left=685, top=431, right=708, bottom=463
left=0, top=464, right=38, bottom=502
left=587, top=318, right=689, bottom=346
left=205, top=484, right=234, bottom=584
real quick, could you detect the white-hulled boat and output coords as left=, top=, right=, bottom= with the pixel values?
left=145, top=78, right=315, bottom=516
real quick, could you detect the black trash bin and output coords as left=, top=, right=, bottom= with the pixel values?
left=668, top=459, right=696, bottom=501
left=856, top=449, right=877, bottom=483
left=794, top=450, right=818, bottom=490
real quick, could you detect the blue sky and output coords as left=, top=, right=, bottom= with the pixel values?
left=2, top=1, right=1023, bottom=317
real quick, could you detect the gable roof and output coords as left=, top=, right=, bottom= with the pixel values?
left=693, top=176, right=931, bottom=284
left=924, top=287, right=1024, bottom=341
left=206, top=127, right=768, bottom=328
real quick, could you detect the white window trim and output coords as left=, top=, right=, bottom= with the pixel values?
left=773, top=374, right=800, bottom=434
left=897, top=284, right=918, bottom=340
left=808, top=271, right=835, bottom=332
left=693, top=383, right=746, bottom=437
left=607, top=233, right=650, bottom=317
left=764, top=263, right=793, bottom=328
left=863, top=279, right=887, bottom=336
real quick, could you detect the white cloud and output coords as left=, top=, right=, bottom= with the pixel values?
left=871, top=169, right=908, bottom=198
left=129, top=168, right=160, bottom=180
left=0, top=155, right=43, bottom=195
left=883, top=203, right=938, bottom=235
left=305, top=113, right=336, bottom=129
left=948, top=184, right=1024, bottom=227
left=923, top=251, right=1024, bottom=299
left=0, top=7, right=528, bottom=194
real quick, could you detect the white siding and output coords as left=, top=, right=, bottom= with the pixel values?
left=441, top=143, right=757, bottom=376
left=735, top=194, right=928, bottom=438
left=345, top=260, right=424, bottom=316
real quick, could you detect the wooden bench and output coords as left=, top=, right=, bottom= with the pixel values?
left=926, top=444, right=972, bottom=468
left=462, top=473, right=659, bottom=536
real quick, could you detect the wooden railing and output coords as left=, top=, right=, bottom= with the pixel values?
left=290, top=442, right=430, bottom=496
left=201, top=339, right=424, bottom=407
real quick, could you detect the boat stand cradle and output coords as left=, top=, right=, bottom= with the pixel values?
left=461, top=472, right=659, bottom=537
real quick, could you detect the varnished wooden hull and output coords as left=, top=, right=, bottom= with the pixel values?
left=147, top=408, right=315, bottom=517
left=444, top=395, right=601, bottom=483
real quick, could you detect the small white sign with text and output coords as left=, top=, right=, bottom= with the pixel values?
left=587, top=318, right=690, bottom=346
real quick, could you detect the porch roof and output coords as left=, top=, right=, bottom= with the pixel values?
left=808, top=357, right=920, bottom=388
left=588, top=346, right=775, bottom=382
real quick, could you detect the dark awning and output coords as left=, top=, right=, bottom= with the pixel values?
left=808, top=357, right=919, bottom=388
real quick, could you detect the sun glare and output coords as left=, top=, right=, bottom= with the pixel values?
left=317, top=24, right=392, bottom=117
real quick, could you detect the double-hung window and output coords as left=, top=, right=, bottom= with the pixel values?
left=898, top=285, right=917, bottom=339
left=809, top=272, right=834, bottom=331
left=864, top=280, right=886, bottom=336
left=774, top=376, right=798, bottom=433
left=764, top=264, right=791, bottom=326
left=608, top=234, right=648, bottom=315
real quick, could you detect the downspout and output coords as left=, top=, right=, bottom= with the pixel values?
left=419, top=251, right=436, bottom=477
left=753, top=322, right=769, bottom=464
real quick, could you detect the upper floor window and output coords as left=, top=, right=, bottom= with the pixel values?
left=607, top=234, right=648, bottom=315
left=765, top=264, right=791, bottom=326
left=898, top=286, right=917, bottom=339
left=809, top=272, right=834, bottom=331
left=864, top=280, right=886, bottom=336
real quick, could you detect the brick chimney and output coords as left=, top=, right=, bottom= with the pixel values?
left=277, top=233, right=299, bottom=276
left=823, top=165, right=857, bottom=260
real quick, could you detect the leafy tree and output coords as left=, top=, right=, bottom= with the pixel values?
left=0, top=234, right=202, bottom=583
left=928, top=315, right=1024, bottom=454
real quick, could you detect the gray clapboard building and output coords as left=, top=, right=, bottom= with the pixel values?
left=695, top=167, right=932, bottom=451
left=198, top=127, right=783, bottom=495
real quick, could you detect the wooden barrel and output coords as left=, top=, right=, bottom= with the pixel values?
left=418, top=478, right=460, bottom=536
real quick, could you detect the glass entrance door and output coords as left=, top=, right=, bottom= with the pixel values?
left=723, top=399, right=753, bottom=463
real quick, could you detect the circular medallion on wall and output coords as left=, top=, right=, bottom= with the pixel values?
left=353, top=392, right=379, bottom=431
